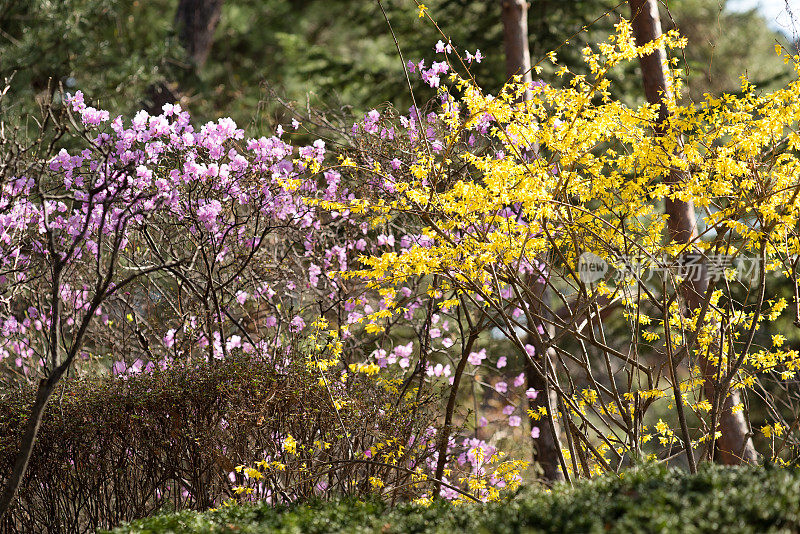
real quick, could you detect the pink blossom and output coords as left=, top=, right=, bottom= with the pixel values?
left=508, top=415, right=521, bottom=427
left=426, top=363, right=450, bottom=377
left=112, top=361, right=127, bottom=375
left=377, top=233, right=395, bottom=246
left=226, top=335, right=242, bottom=351
left=496, top=356, right=507, bottom=369
left=163, top=329, right=176, bottom=349
left=80, top=107, right=110, bottom=126
left=465, top=49, right=483, bottom=63
left=197, top=200, right=223, bottom=231
left=434, top=40, right=452, bottom=54
left=431, top=61, right=449, bottom=75
left=420, top=69, right=440, bottom=88
left=308, top=262, right=322, bottom=287
left=467, top=348, right=486, bottom=366
left=289, top=316, right=306, bottom=333
left=394, top=342, right=413, bottom=359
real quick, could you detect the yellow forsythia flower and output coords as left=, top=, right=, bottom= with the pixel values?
left=283, top=434, right=297, bottom=455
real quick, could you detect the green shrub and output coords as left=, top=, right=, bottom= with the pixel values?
left=107, top=464, right=800, bottom=533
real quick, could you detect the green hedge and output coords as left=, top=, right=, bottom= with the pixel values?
left=108, top=464, right=800, bottom=533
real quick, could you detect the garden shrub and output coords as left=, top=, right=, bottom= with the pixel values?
left=0, top=354, right=438, bottom=533
left=107, top=464, right=800, bottom=533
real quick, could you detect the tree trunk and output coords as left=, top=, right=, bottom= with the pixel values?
left=502, top=0, right=565, bottom=481
left=434, top=329, right=479, bottom=496
left=502, top=0, right=534, bottom=101
left=145, top=0, right=224, bottom=113
left=0, top=376, right=60, bottom=519
left=628, top=0, right=758, bottom=465
left=174, top=0, right=225, bottom=68
left=524, top=313, right=567, bottom=482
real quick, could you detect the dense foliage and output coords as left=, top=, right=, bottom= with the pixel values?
left=0, top=1, right=790, bottom=130
left=107, top=465, right=800, bottom=533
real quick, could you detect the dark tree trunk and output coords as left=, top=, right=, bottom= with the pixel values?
left=524, top=283, right=567, bottom=482
left=0, top=368, right=68, bottom=519
left=0, top=381, right=51, bottom=518
left=175, top=0, right=224, bottom=68
left=629, top=0, right=758, bottom=465
left=145, top=0, right=224, bottom=113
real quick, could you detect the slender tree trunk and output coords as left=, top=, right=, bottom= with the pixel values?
left=628, top=0, right=757, bottom=465
left=0, top=373, right=63, bottom=519
left=524, top=276, right=566, bottom=482
left=434, top=329, right=479, bottom=495
left=502, top=0, right=534, bottom=101
left=502, top=0, right=565, bottom=482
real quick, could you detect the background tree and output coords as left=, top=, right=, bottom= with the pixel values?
left=1, top=1, right=789, bottom=132
left=629, top=0, right=757, bottom=465
left=666, top=0, right=793, bottom=102
left=145, top=0, right=226, bottom=112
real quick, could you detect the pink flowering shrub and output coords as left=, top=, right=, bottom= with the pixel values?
left=0, top=54, right=541, bottom=515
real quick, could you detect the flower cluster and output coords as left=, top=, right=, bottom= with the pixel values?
left=323, top=20, right=800, bottom=473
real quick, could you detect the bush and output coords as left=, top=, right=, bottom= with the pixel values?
left=107, top=464, right=800, bottom=533
left=0, top=355, right=438, bottom=533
